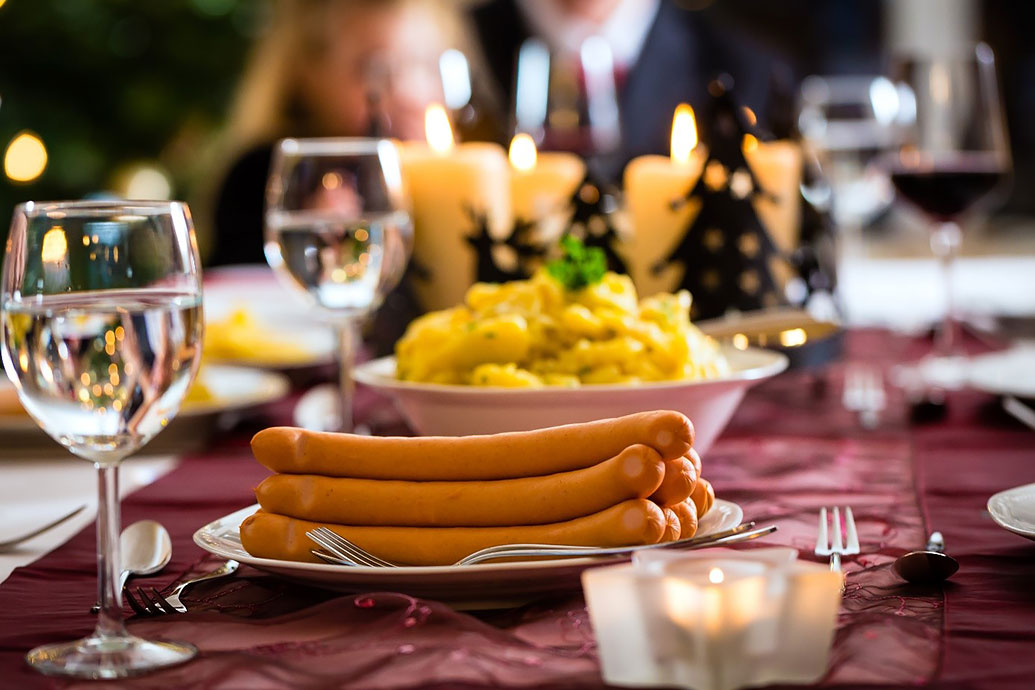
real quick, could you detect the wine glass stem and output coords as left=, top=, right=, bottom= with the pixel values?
left=336, top=320, right=357, bottom=433
left=930, top=221, right=962, bottom=359
left=94, top=462, right=126, bottom=639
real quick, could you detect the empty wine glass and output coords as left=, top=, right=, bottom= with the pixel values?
left=1, top=200, right=203, bottom=678
left=883, top=43, right=1011, bottom=387
left=265, top=138, right=412, bottom=432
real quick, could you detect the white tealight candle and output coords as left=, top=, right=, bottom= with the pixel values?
left=583, top=547, right=843, bottom=690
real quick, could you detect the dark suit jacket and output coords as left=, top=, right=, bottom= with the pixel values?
left=471, top=0, right=778, bottom=180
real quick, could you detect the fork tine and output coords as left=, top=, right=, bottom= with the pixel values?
left=843, top=506, right=860, bottom=555
left=314, top=528, right=394, bottom=567
left=138, top=587, right=170, bottom=616
left=831, top=507, right=844, bottom=553
left=308, top=529, right=381, bottom=567
left=311, top=529, right=379, bottom=566
left=814, top=507, right=830, bottom=555
left=124, top=587, right=149, bottom=616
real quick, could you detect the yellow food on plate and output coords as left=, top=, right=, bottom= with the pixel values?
left=395, top=270, right=729, bottom=386
left=204, top=308, right=313, bottom=365
left=182, top=374, right=216, bottom=407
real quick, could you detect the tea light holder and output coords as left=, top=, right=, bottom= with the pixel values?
left=582, top=547, right=842, bottom=690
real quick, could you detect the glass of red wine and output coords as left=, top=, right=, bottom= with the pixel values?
left=885, top=43, right=1011, bottom=387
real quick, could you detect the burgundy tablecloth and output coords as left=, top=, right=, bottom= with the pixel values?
left=1, top=330, right=1033, bottom=689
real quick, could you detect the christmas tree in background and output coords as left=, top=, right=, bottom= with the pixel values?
left=0, top=0, right=257, bottom=247
left=652, top=76, right=786, bottom=321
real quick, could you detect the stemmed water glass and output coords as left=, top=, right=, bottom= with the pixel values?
left=1, top=200, right=203, bottom=678
left=264, top=138, right=412, bottom=432
left=883, top=43, right=1011, bottom=387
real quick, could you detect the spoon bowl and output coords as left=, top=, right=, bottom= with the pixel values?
left=893, top=531, right=959, bottom=584
left=120, top=520, right=173, bottom=588
left=92, top=521, right=172, bottom=613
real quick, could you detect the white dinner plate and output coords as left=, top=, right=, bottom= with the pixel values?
left=969, top=344, right=1035, bottom=399
left=987, top=483, right=1035, bottom=541
left=0, top=364, right=289, bottom=431
left=193, top=500, right=744, bottom=605
left=204, top=267, right=336, bottom=370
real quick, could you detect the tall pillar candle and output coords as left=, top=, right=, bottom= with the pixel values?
left=623, top=104, right=707, bottom=299
left=508, top=133, right=585, bottom=246
left=398, top=105, right=510, bottom=312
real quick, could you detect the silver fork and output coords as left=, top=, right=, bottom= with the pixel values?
left=307, top=522, right=777, bottom=568
left=126, top=560, right=240, bottom=615
left=814, top=506, right=860, bottom=572
left=843, top=364, right=886, bottom=430
left=0, top=504, right=86, bottom=553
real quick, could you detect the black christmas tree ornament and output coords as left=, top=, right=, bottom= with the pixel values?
left=652, top=75, right=787, bottom=320
left=562, top=173, right=628, bottom=275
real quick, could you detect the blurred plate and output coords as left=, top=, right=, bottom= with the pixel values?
left=987, top=483, right=1035, bottom=541
left=0, top=366, right=289, bottom=453
left=968, top=344, right=1035, bottom=399
left=203, top=266, right=335, bottom=370
left=354, top=346, right=787, bottom=454
left=193, top=500, right=743, bottom=605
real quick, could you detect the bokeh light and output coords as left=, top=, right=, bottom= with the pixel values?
left=4, top=131, right=48, bottom=182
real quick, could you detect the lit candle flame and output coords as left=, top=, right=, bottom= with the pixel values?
left=742, top=133, right=759, bottom=153
left=708, top=567, right=725, bottom=584
left=670, top=103, right=698, bottom=165
left=425, top=104, right=454, bottom=154
left=779, top=327, right=807, bottom=347
left=41, top=227, right=68, bottom=264
left=508, top=133, right=537, bottom=173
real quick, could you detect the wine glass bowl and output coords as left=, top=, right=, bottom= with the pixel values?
left=1, top=200, right=202, bottom=678
left=264, top=138, right=412, bottom=431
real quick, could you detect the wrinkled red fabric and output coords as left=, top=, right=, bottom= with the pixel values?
left=0, top=330, right=1033, bottom=690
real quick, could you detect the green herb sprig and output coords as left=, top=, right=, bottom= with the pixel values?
left=546, top=235, right=607, bottom=291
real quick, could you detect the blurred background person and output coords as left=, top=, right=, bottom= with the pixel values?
left=209, top=0, right=474, bottom=267
left=470, top=0, right=780, bottom=181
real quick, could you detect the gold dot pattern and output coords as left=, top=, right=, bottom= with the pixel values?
left=738, top=233, right=760, bottom=258
left=703, top=228, right=724, bottom=252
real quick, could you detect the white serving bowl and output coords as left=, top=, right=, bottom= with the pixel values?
left=354, top=346, right=787, bottom=454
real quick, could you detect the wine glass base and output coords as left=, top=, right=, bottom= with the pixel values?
left=26, top=633, right=196, bottom=679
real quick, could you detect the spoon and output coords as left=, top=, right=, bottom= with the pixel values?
left=91, top=520, right=172, bottom=613
left=893, top=531, right=959, bottom=584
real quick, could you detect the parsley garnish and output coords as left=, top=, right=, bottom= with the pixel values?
left=546, top=236, right=607, bottom=291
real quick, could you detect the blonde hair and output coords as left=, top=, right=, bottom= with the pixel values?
left=226, top=0, right=472, bottom=150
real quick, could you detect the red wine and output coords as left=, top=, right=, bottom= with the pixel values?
left=890, top=157, right=1005, bottom=220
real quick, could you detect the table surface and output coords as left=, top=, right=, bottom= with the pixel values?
left=0, top=330, right=1033, bottom=689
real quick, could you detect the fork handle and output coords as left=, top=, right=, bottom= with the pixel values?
left=169, top=559, right=240, bottom=596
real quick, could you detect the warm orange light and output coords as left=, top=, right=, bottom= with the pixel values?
left=424, top=104, right=454, bottom=154
left=670, top=104, right=698, bottom=165
left=508, top=133, right=537, bottom=172
left=41, top=227, right=67, bottom=263
left=5, top=131, right=47, bottom=182
left=742, top=133, right=759, bottom=153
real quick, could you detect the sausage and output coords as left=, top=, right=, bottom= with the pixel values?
left=649, top=456, right=697, bottom=507
left=671, top=499, right=698, bottom=539
left=690, top=477, right=715, bottom=518
left=661, top=507, right=681, bottom=541
left=687, top=447, right=702, bottom=477
left=250, top=410, right=694, bottom=480
left=255, top=444, right=665, bottom=527
left=239, top=499, right=668, bottom=566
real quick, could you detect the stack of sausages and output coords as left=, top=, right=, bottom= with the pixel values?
left=240, top=411, right=716, bottom=567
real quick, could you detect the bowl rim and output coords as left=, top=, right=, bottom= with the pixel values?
left=354, top=345, right=788, bottom=395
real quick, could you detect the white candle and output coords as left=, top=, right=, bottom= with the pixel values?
left=398, top=105, right=510, bottom=311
